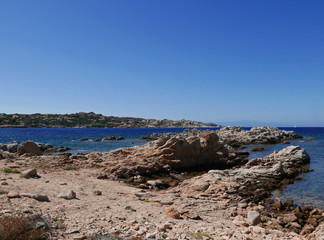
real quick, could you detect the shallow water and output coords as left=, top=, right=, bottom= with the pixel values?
left=1, top=127, right=324, bottom=208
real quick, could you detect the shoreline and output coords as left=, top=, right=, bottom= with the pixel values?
left=0, top=127, right=323, bottom=239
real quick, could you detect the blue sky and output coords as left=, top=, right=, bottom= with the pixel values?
left=1, top=1, right=324, bottom=126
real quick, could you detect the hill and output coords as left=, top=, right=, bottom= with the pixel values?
left=0, top=112, right=221, bottom=128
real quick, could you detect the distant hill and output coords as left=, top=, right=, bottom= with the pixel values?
left=0, top=112, right=221, bottom=128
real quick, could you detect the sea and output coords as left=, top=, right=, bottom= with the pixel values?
left=0, top=127, right=323, bottom=208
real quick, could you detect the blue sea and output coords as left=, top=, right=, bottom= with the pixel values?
left=0, top=127, right=323, bottom=208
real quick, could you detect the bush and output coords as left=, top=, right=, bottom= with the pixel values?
left=0, top=215, right=49, bottom=240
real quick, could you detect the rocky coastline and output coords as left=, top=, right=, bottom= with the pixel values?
left=0, top=127, right=323, bottom=239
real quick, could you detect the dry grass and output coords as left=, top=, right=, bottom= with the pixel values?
left=0, top=215, right=49, bottom=240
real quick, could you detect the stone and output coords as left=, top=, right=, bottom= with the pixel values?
left=7, top=143, right=19, bottom=153
left=250, top=147, right=265, bottom=152
left=21, top=193, right=49, bottom=201
left=290, top=222, right=302, bottom=229
left=17, top=141, right=43, bottom=156
left=302, top=205, right=313, bottom=212
left=283, top=213, right=297, bottom=223
left=7, top=190, right=20, bottom=198
left=20, top=169, right=40, bottom=178
left=164, top=207, right=181, bottom=219
left=58, top=190, right=76, bottom=200
left=247, top=210, right=261, bottom=225
left=300, top=224, right=315, bottom=235
left=146, top=232, right=156, bottom=239
left=1, top=181, right=8, bottom=185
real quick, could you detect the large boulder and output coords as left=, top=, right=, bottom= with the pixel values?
left=17, top=141, right=43, bottom=156
left=92, top=132, right=242, bottom=178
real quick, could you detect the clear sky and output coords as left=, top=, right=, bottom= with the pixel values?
left=1, top=1, right=324, bottom=126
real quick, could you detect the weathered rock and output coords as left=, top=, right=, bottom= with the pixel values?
left=247, top=210, right=261, bottom=225
left=99, top=132, right=241, bottom=178
left=21, top=193, right=49, bottom=201
left=7, top=190, right=20, bottom=198
left=217, top=126, right=302, bottom=146
left=283, top=213, right=298, bottom=223
left=17, top=141, right=43, bottom=156
left=164, top=207, right=181, bottom=219
left=20, top=169, right=40, bottom=178
left=173, top=146, right=310, bottom=203
left=250, top=147, right=265, bottom=152
left=58, top=190, right=76, bottom=200
left=7, top=142, right=19, bottom=153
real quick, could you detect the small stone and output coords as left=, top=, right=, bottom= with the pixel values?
left=131, top=225, right=140, bottom=231
left=146, top=232, right=156, bottom=239
left=94, top=191, right=102, bottom=196
left=7, top=190, right=20, bottom=198
left=300, top=224, right=314, bottom=235
left=164, top=207, right=181, bottom=219
left=73, top=235, right=87, bottom=240
left=290, top=222, right=301, bottom=229
left=58, top=190, right=76, bottom=200
left=247, top=210, right=261, bottom=225
left=21, top=193, right=49, bottom=201
left=20, top=169, right=40, bottom=179
left=306, top=217, right=317, bottom=227
left=1, top=182, right=8, bottom=185
left=283, top=213, right=298, bottom=223
left=302, top=205, right=313, bottom=212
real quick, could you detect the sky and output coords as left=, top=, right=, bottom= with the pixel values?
left=1, top=0, right=324, bottom=126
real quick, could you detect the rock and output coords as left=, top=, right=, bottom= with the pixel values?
left=290, top=222, right=302, bottom=229
left=300, top=224, right=315, bottom=235
left=284, top=199, right=294, bottom=209
left=94, top=191, right=102, bottom=196
left=247, top=210, right=261, bottom=225
left=250, top=147, right=265, bottom=152
left=102, top=136, right=125, bottom=141
left=302, top=205, right=313, bottom=212
left=1, top=181, right=8, bottom=185
left=283, top=213, right=298, bottom=223
left=7, top=190, right=20, bottom=198
left=7, top=143, right=19, bottom=153
left=77, top=138, right=89, bottom=141
left=17, top=141, right=43, bottom=156
left=146, top=232, right=156, bottom=239
left=58, top=190, right=76, bottom=200
left=21, top=193, right=49, bottom=201
left=20, top=169, right=40, bottom=178
left=164, top=207, right=181, bottom=219
left=217, top=126, right=302, bottom=146
left=101, top=132, right=239, bottom=178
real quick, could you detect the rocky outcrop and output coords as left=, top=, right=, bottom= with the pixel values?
left=175, top=146, right=310, bottom=202
left=88, top=132, right=246, bottom=178
left=217, top=126, right=302, bottom=147
left=77, top=136, right=125, bottom=142
left=0, top=141, right=70, bottom=155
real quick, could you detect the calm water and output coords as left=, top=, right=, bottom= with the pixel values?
left=0, top=127, right=324, bottom=208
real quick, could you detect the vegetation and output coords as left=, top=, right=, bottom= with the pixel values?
left=2, top=168, right=21, bottom=174
left=0, top=112, right=220, bottom=128
left=0, top=215, right=49, bottom=240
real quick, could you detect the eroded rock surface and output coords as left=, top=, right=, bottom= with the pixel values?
left=217, top=126, right=302, bottom=146
left=92, top=132, right=246, bottom=178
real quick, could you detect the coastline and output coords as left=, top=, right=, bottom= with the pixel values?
left=0, top=127, right=323, bottom=239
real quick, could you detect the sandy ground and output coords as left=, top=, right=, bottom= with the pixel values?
left=0, top=154, right=315, bottom=240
